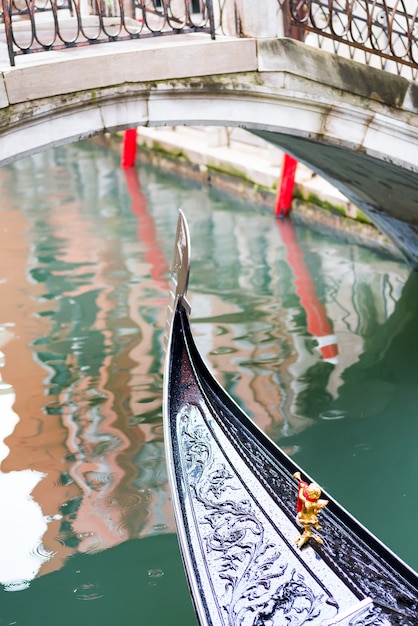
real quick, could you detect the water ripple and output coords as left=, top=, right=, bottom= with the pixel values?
left=73, top=582, right=103, bottom=601
left=30, top=542, right=54, bottom=561
left=147, top=569, right=164, bottom=587
left=319, top=409, right=348, bottom=421
left=101, top=492, right=144, bottom=511
left=3, top=580, right=31, bottom=592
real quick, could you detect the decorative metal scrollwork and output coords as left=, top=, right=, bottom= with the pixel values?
left=0, top=0, right=215, bottom=65
left=177, top=403, right=346, bottom=626
left=285, top=0, right=418, bottom=75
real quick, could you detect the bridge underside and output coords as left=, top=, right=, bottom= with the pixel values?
left=0, top=37, right=417, bottom=266
left=253, top=131, right=418, bottom=269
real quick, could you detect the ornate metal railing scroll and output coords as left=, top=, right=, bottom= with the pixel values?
left=1, top=0, right=416, bottom=77
left=283, top=0, right=418, bottom=77
left=0, top=0, right=215, bottom=66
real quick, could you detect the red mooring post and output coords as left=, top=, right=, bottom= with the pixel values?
left=121, top=128, right=138, bottom=168
left=275, top=153, right=298, bottom=217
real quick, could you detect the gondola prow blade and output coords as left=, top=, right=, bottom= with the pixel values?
left=163, top=210, right=191, bottom=350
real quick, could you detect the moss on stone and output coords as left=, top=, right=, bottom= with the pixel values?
left=139, top=139, right=190, bottom=162
left=131, top=132, right=377, bottom=231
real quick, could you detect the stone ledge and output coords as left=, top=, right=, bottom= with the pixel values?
left=2, top=36, right=257, bottom=105
left=136, top=126, right=359, bottom=215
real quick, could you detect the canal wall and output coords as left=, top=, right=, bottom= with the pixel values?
left=130, top=126, right=403, bottom=262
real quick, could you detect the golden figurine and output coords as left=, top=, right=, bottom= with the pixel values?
left=293, top=471, right=328, bottom=548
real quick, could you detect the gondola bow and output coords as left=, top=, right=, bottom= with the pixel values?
left=163, top=211, right=418, bottom=626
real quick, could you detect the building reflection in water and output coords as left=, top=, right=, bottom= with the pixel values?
left=0, top=150, right=175, bottom=590
left=0, top=350, right=57, bottom=591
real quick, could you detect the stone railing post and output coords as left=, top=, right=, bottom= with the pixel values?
left=225, top=0, right=285, bottom=37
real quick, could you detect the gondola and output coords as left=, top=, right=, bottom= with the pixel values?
left=163, top=211, right=418, bottom=626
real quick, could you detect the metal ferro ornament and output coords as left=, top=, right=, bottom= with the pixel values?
left=293, top=471, right=328, bottom=548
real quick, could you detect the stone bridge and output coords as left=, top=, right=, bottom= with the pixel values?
left=0, top=32, right=417, bottom=266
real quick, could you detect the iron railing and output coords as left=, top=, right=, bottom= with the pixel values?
left=284, top=0, right=418, bottom=76
left=0, top=0, right=215, bottom=65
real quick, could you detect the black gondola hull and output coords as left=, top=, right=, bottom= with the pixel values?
left=163, top=212, right=418, bottom=626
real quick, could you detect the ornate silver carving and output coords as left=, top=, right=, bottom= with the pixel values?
left=176, top=402, right=360, bottom=626
left=327, top=598, right=391, bottom=626
left=222, top=420, right=417, bottom=623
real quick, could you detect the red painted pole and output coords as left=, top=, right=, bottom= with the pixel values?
left=121, top=128, right=138, bottom=168
left=275, top=153, right=298, bottom=217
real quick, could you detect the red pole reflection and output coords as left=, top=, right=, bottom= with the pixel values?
left=123, top=167, right=169, bottom=294
left=277, top=218, right=338, bottom=363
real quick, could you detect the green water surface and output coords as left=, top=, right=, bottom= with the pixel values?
left=0, top=139, right=416, bottom=625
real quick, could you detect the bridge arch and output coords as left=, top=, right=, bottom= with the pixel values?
left=1, top=38, right=417, bottom=265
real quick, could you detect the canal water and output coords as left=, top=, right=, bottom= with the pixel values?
left=0, top=139, right=416, bottom=625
